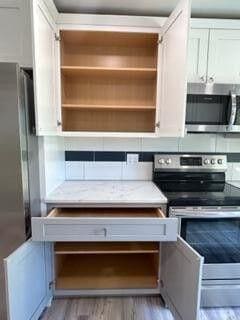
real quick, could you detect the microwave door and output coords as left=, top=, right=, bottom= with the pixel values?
left=186, top=94, right=228, bottom=133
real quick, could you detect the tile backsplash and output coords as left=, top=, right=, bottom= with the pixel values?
left=64, top=134, right=240, bottom=181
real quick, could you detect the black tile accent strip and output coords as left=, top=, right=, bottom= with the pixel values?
left=227, top=153, right=240, bottom=162
left=95, top=151, right=126, bottom=162
left=65, top=151, right=94, bottom=161
left=65, top=151, right=240, bottom=163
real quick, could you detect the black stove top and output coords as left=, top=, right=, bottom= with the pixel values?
left=153, top=154, right=240, bottom=207
left=162, top=182, right=240, bottom=207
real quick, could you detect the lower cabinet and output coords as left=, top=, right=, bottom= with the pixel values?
left=4, top=209, right=203, bottom=320
left=54, top=242, right=160, bottom=295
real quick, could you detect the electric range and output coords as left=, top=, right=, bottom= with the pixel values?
left=153, top=154, right=240, bottom=307
left=153, top=154, right=240, bottom=208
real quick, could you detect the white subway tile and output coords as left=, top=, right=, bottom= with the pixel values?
left=179, top=134, right=216, bottom=152
left=65, top=161, right=84, bottom=180
left=226, top=163, right=233, bottom=181
left=231, top=163, right=240, bottom=181
left=216, top=135, right=240, bottom=153
left=103, top=138, right=141, bottom=151
left=122, top=162, right=153, bottom=180
left=64, top=137, right=104, bottom=151
left=141, top=138, right=179, bottom=151
left=84, top=162, right=122, bottom=180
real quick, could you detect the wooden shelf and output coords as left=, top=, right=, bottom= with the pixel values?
left=54, top=242, right=159, bottom=255
left=62, top=104, right=156, bottom=111
left=61, top=66, right=157, bottom=72
left=61, top=66, right=157, bottom=79
left=55, top=254, right=158, bottom=290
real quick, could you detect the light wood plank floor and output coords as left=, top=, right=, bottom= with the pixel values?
left=40, top=297, right=240, bottom=320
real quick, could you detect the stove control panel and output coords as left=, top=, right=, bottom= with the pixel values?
left=154, top=154, right=227, bottom=171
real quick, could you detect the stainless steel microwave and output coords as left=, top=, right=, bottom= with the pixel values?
left=186, top=83, right=240, bottom=133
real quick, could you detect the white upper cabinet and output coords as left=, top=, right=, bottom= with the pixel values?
left=208, top=29, right=240, bottom=84
left=187, top=29, right=209, bottom=83
left=31, top=0, right=59, bottom=135
left=0, top=0, right=32, bottom=67
left=157, top=0, right=191, bottom=137
left=31, top=0, right=190, bottom=137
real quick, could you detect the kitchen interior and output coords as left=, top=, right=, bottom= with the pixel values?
left=1, top=0, right=240, bottom=320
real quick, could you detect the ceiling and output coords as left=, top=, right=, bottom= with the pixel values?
left=53, top=0, right=240, bottom=19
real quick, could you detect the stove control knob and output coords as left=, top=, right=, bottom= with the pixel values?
left=211, top=159, right=216, bottom=165
left=204, top=159, right=210, bottom=165
left=217, top=159, right=223, bottom=165
left=165, top=158, right=172, bottom=165
left=158, top=159, right=165, bottom=165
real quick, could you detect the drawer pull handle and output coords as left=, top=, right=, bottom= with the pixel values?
left=95, top=228, right=107, bottom=237
left=103, top=228, right=107, bottom=237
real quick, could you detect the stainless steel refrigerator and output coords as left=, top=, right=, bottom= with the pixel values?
left=0, top=63, right=41, bottom=319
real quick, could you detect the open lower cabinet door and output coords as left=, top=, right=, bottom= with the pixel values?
left=4, top=241, right=53, bottom=320
left=160, top=236, right=203, bottom=320
left=157, top=0, right=191, bottom=137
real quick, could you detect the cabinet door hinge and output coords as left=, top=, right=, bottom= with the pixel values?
left=57, top=120, right=62, bottom=127
left=49, top=281, right=54, bottom=290
left=155, top=121, right=160, bottom=128
left=158, top=36, right=163, bottom=44
left=55, top=33, right=61, bottom=41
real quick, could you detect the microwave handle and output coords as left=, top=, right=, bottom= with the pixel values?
left=228, top=91, right=237, bottom=126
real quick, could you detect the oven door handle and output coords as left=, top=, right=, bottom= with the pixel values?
left=170, top=208, right=240, bottom=218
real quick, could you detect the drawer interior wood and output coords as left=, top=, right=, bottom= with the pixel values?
left=48, top=208, right=165, bottom=218
left=55, top=242, right=159, bottom=254
left=55, top=251, right=159, bottom=290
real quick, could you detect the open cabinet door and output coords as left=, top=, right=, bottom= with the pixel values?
left=161, top=236, right=203, bottom=320
left=4, top=241, right=53, bottom=320
left=31, top=0, right=59, bottom=135
left=157, top=0, right=191, bottom=137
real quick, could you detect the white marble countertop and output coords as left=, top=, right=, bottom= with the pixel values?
left=45, top=180, right=167, bottom=207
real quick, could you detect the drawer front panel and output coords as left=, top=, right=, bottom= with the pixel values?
left=32, top=217, right=177, bottom=242
left=45, top=224, right=107, bottom=241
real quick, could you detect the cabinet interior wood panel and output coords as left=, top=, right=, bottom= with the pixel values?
left=62, top=108, right=155, bottom=132
left=61, top=71, right=156, bottom=106
left=60, top=30, right=158, bottom=68
left=55, top=253, right=159, bottom=290
left=60, top=30, right=158, bottom=132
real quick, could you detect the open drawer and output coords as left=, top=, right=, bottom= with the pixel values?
left=32, top=208, right=178, bottom=242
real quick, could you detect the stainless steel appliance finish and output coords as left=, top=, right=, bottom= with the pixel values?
left=154, top=154, right=227, bottom=172
left=0, top=63, right=41, bottom=319
left=186, top=83, right=240, bottom=133
left=153, top=153, right=240, bottom=307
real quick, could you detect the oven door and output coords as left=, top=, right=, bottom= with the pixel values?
left=180, top=217, right=240, bottom=280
